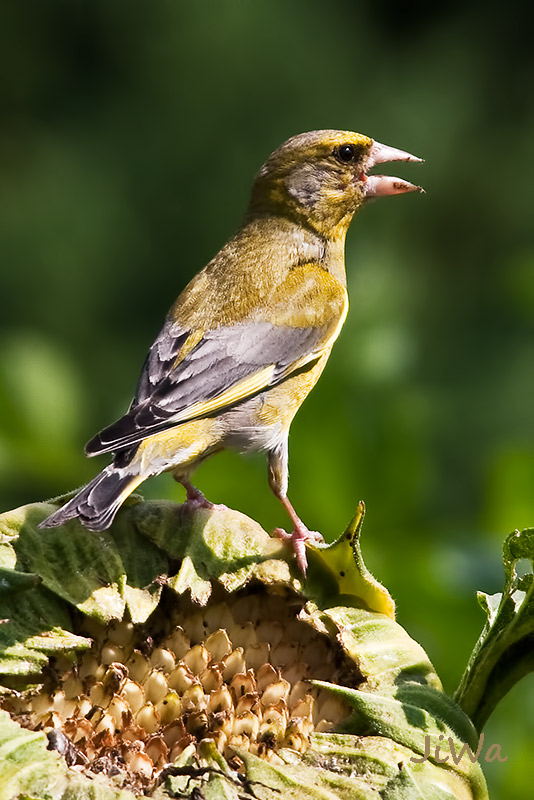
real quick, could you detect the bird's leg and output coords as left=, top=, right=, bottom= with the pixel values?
left=273, top=496, right=324, bottom=575
left=267, top=441, right=324, bottom=576
left=174, top=475, right=214, bottom=510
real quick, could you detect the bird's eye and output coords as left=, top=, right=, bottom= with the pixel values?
left=335, top=144, right=356, bottom=163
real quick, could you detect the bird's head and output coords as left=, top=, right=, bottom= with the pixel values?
left=248, top=129, right=423, bottom=238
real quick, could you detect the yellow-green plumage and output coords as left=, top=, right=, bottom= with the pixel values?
left=40, top=129, right=422, bottom=573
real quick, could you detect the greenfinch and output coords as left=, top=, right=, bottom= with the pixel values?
left=40, top=129, right=422, bottom=573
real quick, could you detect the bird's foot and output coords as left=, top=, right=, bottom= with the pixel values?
left=179, top=480, right=225, bottom=512
left=273, top=523, right=324, bottom=576
left=185, top=482, right=212, bottom=508
left=182, top=493, right=213, bottom=511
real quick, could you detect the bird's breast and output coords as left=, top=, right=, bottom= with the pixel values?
left=220, top=349, right=332, bottom=456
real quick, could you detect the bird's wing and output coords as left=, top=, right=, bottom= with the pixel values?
left=86, top=266, right=347, bottom=456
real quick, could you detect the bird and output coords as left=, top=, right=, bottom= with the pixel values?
left=40, top=129, right=423, bottom=574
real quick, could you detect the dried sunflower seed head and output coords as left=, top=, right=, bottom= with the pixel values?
left=4, top=585, right=355, bottom=791
left=0, top=499, right=488, bottom=800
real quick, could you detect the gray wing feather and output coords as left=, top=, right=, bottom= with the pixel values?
left=86, top=321, right=323, bottom=455
left=134, top=321, right=190, bottom=404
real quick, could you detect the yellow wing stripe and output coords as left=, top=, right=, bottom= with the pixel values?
left=168, top=343, right=329, bottom=426
left=170, top=364, right=276, bottom=423
left=280, top=350, right=322, bottom=377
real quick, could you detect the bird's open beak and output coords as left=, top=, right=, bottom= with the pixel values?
left=363, top=141, right=424, bottom=198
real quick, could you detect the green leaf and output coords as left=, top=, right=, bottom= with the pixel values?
left=0, top=585, right=89, bottom=681
left=0, top=566, right=41, bottom=597
left=109, top=507, right=169, bottom=623
left=0, top=645, right=49, bottom=676
left=238, top=747, right=378, bottom=799
left=133, top=501, right=292, bottom=604
left=0, top=544, right=17, bottom=571
left=306, top=502, right=395, bottom=618
left=309, top=734, right=476, bottom=800
left=169, top=554, right=213, bottom=605
left=381, top=762, right=455, bottom=800
left=311, top=688, right=486, bottom=799
left=455, top=527, right=534, bottom=730
left=307, top=604, right=442, bottom=695
left=4, top=504, right=126, bottom=622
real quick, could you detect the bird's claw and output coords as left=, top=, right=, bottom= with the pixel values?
left=273, top=525, right=324, bottom=575
left=182, top=496, right=213, bottom=511
left=179, top=481, right=227, bottom=512
left=182, top=496, right=228, bottom=514
left=182, top=489, right=213, bottom=511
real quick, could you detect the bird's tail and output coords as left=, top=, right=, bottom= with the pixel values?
left=39, top=467, right=143, bottom=531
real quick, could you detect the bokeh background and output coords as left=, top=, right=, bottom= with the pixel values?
left=0, top=2, right=532, bottom=796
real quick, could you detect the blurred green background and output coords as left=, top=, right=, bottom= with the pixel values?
left=0, top=2, right=532, bottom=796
